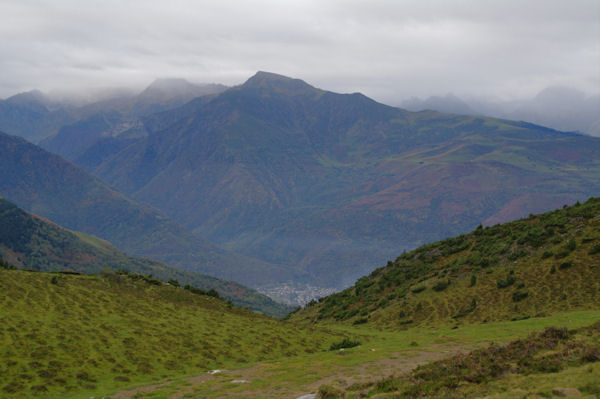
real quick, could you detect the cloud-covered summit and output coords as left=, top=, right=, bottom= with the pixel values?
left=1, top=0, right=598, bottom=104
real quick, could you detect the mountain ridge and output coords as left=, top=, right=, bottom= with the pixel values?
left=79, top=72, right=599, bottom=289
left=0, top=131, right=298, bottom=288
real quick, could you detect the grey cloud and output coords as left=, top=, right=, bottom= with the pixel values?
left=0, top=0, right=598, bottom=103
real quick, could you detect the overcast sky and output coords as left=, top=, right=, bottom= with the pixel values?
left=1, top=0, right=599, bottom=104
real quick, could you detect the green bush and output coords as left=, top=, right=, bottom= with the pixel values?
left=470, top=275, right=477, bottom=287
left=512, top=290, right=529, bottom=302
left=559, top=261, right=573, bottom=270
left=497, top=275, right=516, bottom=289
left=329, top=338, right=361, bottom=351
left=554, top=249, right=570, bottom=259
left=411, top=285, right=426, bottom=294
left=432, top=279, right=451, bottom=292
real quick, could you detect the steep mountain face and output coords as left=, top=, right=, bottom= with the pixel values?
left=292, top=197, right=600, bottom=327
left=82, top=71, right=600, bottom=290
left=0, top=131, right=295, bottom=287
left=0, top=197, right=293, bottom=316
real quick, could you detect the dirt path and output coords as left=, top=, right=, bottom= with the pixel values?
left=112, top=344, right=477, bottom=399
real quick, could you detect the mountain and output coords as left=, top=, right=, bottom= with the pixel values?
left=0, top=131, right=296, bottom=288
left=401, top=86, right=600, bottom=137
left=291, top=197, right=600, bottom=326
left=0, top=78, right=228, bottom=145
left=0, top=90, right=75, bottom=143
left=401, top=93, right=474, bottom=115
left=38, top=78, right=228, bottom=171
left=0, top=267, right=334, bottom=398
left=66, top=71, right=600, bottom=291
left=0, top=197, right=293, bottom=316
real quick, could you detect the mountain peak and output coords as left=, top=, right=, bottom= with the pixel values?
left=138, top=78, right=228, bottom=102
left=242, top=71, right=317, bottom=94
left=5, top=89, right=49, bottom=107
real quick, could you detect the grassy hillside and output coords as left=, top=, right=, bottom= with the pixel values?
left=0, top=268, right=336, bottom=399
left=292, top=197, right=600, bottom=327
left=0, top=197, right=293, bottom=317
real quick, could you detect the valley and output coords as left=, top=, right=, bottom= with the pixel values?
left=2, top=3, right=599, bottom=398
left=1, top=198, right=598, bottom=398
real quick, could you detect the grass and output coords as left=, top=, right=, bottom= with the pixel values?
left=98, top=310, right=599, bottom=399
left=2, top=199, right=599, bottom=398
left=1, top=266, right=598, bottom=398
left=333, top=321, right=600, bottom=398
left=0, top=269, right=339, bottom=398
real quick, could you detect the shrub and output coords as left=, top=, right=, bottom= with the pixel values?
left=453, top=297, right=477, bottom=318
left=411, top=285, right=426, bottom=294
left=352, top=318, right=368, bottom=325
left=541, top=250, right=553, bottom=259
left=470, top=275, right=477, bottom=287
left=566, top=238, right=577, bottom=251
left=432, top=279, right=451, bottom=292
left=167, top=278, right=180, bottom=287
left=329, top=338, right=361, bottom=351
left=512, top=290, right=529, bottom=302
left=554, top=249, right=570, bottom=259
left=589, top=244, right=600, bottom=255
left=497, top=275, right=516, bottom=289
left=559, top=261, right=573, bottom=270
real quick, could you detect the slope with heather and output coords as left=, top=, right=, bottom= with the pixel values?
left=0, top=197, right=293, bottom=316
left=292, top=197, right=600, bottom=327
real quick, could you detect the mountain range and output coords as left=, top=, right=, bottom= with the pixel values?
left=401, top=86, right=600, bottom=137
left=0, top=78, right=227, bottom=144
left=2, top=71, right=599, bottom=294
